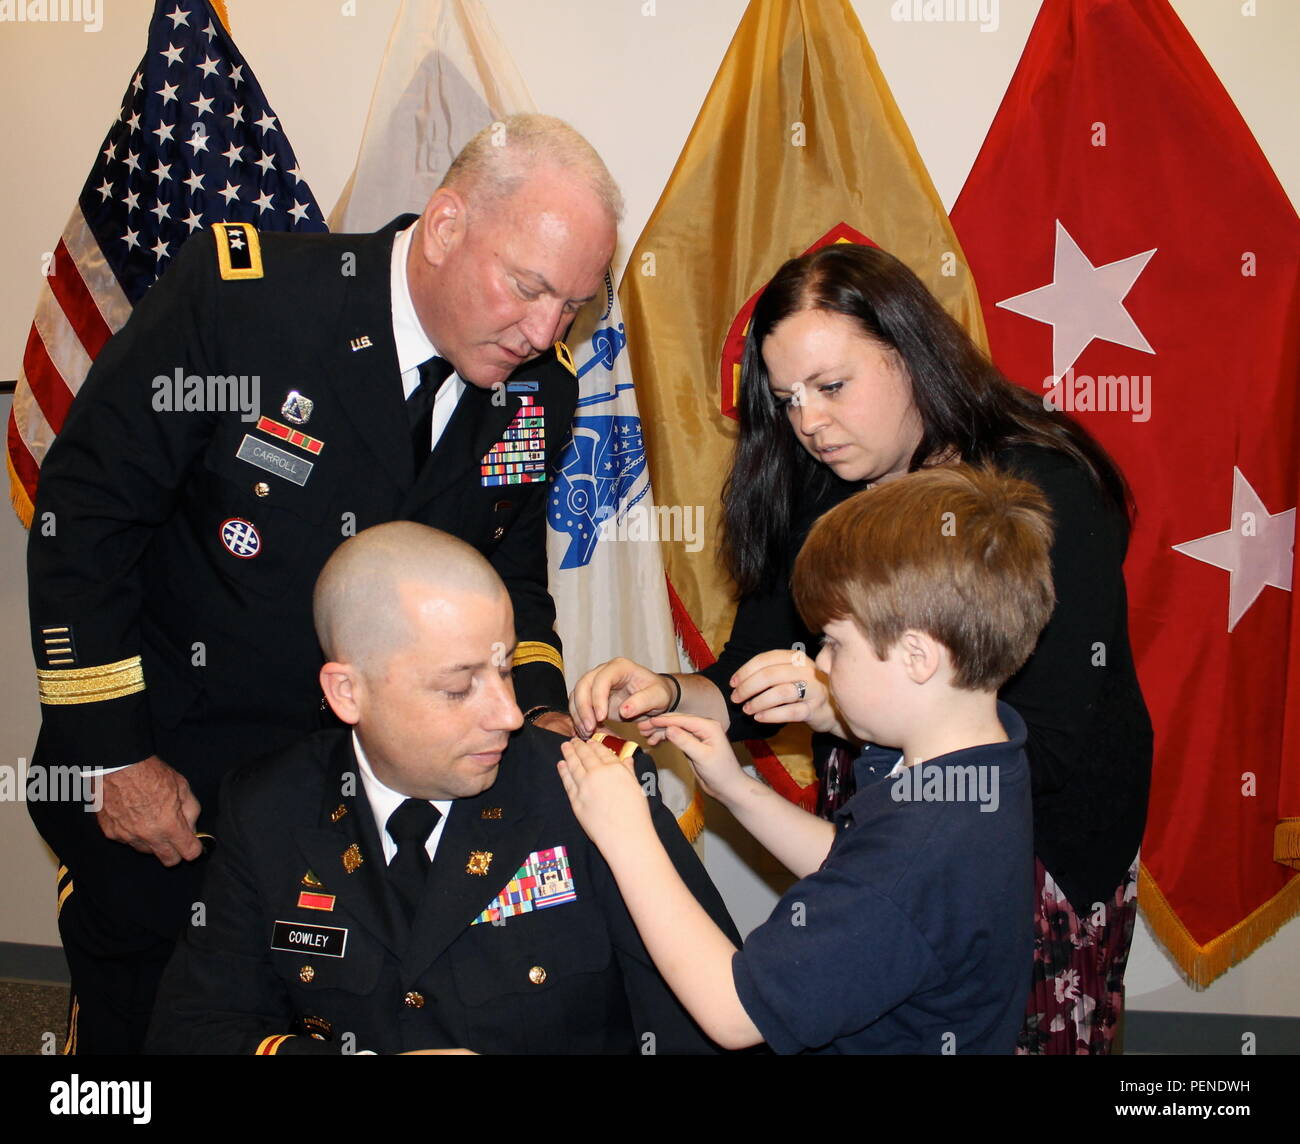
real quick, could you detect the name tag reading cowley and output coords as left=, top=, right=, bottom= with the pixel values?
left=271, top=920, right=347, bottom=957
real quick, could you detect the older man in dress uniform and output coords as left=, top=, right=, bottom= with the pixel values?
left=27, top=113, right=617, bottom=1053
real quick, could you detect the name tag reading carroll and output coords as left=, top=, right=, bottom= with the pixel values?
left=236, top=435, right=315, bottom=487
left=271, top=920, right=348, bottom=957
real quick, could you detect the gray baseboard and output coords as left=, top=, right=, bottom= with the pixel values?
left=1124, top=1009, right=1300, bottom=1054
left=0, top=943, right=68, bottom=986
left=0, top=941, right=1295, bottom=1052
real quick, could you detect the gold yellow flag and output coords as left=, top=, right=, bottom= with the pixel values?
left=619, top=0, right=987, bottom=798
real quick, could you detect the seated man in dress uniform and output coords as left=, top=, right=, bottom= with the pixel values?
left=147, top=522, right=738, bottom=1054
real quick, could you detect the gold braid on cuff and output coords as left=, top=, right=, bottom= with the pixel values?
left=37, top=656, right=145, bottom=705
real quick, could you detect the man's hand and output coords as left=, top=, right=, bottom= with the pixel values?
left=557, top=737, right=653, bottom=854
left=646, top=713, right=752, bottom=806
left=731, top=649, right=851, bottom=739
left=569, top=657, right=675, bottom=740
left=94, top=756, right=202, bottom=867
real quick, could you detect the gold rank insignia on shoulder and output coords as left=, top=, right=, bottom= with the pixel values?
left=466, top=851, right=493, bottom=876
left=212, top=222, right=263, bottom=280
left=553, top=340, right=576, bottom=377
left=341, top=843, right=363, bottom=874
left=301, top=869, right=324, bottom=888
left=330, top=804, right=347, bottom=823
left=481, top=808, right=502, bottom=820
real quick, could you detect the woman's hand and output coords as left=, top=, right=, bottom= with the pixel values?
left=568, top=658, right=675, bottom=740
left=646, top=713, right=752, bottom=806
left=731, top=648, right=851, bottom=739
left=558, top=737, right=653, bottom=853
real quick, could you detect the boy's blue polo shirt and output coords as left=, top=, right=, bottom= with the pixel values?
left=731, top=702, right=1034, bottom=1054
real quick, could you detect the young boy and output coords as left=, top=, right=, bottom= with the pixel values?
left=559, top=464, right=1056, bottom=1054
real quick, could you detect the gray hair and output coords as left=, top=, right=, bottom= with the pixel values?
left=443, top=112, right=624, bottom=221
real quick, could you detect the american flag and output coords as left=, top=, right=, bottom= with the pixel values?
left=6, top=0, right=326, bottom=523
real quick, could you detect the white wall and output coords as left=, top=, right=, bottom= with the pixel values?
left=0, top=0, right=1296, bottom=1012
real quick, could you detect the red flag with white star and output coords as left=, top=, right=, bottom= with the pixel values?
left=951, top=0, right=1300, bottom=983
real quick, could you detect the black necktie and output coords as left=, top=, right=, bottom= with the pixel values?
left=385, top=798, right=442, bottom=920
left=407, top=355, right=454, bottom=471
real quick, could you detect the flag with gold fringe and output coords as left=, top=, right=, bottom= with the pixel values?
left=618, top=0, right=987, bottom=803
left=950, top=0, right=1300, bottom=984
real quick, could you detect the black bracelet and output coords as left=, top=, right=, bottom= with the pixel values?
left=522, top=705, right=554, bottom=725
left=658, top=673, right=682, bottom=713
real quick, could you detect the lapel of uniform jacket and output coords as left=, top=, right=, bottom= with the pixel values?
left=292, top=735, right=407, bottom=959
left=400, top=350, right=558, bottom=519
left=321, top=216, right=417, bottom=491
left=399, top=736, right=548, bottom=981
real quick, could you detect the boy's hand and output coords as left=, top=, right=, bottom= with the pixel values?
left=558, top=737, right=653, bottom=852
left=646, top=713, right=751, bottom=805
left=732, top=649, right=850, bottom=739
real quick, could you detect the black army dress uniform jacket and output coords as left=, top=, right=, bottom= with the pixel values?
left=148, top=725, right=739, bottom=1054
left=27, top=218, right=575, bottom=933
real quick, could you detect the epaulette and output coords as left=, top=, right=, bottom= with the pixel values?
left=212, top=222, right=263, bottom=281
left=553, top=340, right=576, bottom=377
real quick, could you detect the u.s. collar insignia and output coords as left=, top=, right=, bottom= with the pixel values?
left=301, top=869, right=324, bottom=889
left=466, top=851, right=493, bottom=876
left=553, top=340, right=576, bottom=377
left=330, top=804, right=347, bottom=823
left=281, top=390, right=314, bottom=425
left=341, top=843, right=363, bottom=874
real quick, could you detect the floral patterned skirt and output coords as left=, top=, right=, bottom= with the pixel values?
left=1015, top=856, right=1140, bottom=1055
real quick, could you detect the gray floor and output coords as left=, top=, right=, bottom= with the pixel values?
left=0, top=980, right=70, bottom=1056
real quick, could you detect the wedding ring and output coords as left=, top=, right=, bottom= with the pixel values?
left=794, top=680, right=807, bottom=701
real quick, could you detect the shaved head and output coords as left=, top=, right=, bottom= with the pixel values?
left=313, top=522, right=506, bottom=674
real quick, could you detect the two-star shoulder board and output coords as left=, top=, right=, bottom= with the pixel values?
left=212, top=222, right=264, bottom=281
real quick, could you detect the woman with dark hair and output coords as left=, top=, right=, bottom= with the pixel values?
left=570, top=243, right=1152, bottom=1054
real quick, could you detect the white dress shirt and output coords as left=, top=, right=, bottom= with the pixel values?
left=390, top=223, right=466, bottom=454
left=352, top=730, right=452, bottom=864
